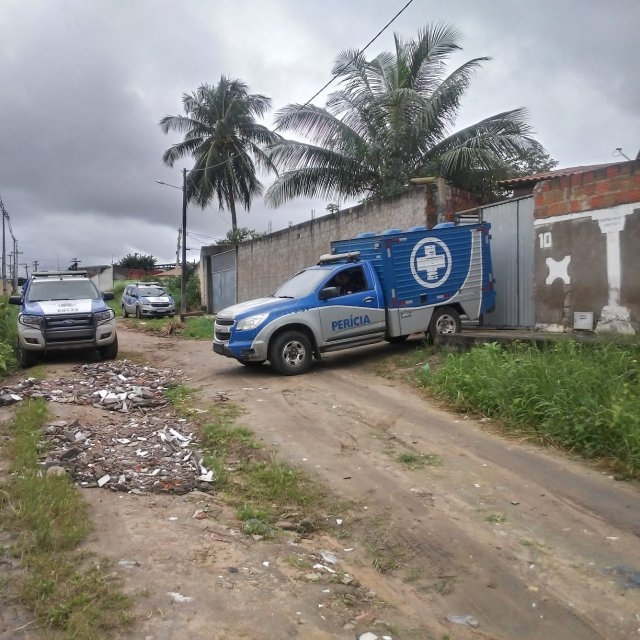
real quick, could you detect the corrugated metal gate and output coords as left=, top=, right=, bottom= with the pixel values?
left=210, top=249, right=236, bottom=313
left=458, top=196, right=534, bottom=328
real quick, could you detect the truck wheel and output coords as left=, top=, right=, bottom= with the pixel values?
left=99, top=335, right=119, bottom=360
left=18, top=343, right=39, bottom=368
left=269, top=331, right=313, bottom=376
left=429, top=307, right=461, bottom=336
left=122, top=305, right=129, bottom=318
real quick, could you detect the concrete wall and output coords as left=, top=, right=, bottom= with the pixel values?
left=237, top=188, right=430, bottom=301
left=533, top=160, right=640, bottom=333
left=86, top=265, right=114, bottom=293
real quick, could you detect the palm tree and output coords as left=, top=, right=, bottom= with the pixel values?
left=160, top=77, right=280, bottom=231
left=266, top=23, right=545, bottom=206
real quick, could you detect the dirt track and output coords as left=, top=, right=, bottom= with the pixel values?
left=3, top=324, right=640, bottom=639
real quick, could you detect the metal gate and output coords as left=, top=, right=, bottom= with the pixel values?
left=210, top=249, right=236, bottom=313
left=458, top=196, right=534, bottom=328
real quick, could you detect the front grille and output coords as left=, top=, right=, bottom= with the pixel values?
left=151, top=303, right=171, bottom=308
left=43, top=313, right=96, bottom=343
left=214, top=319, right=233, bottom=342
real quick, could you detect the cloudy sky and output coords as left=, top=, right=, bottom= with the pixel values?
left=0, top=0, right=638, bottom=274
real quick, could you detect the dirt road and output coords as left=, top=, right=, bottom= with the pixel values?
left=4, top=324, right=640, bottom=639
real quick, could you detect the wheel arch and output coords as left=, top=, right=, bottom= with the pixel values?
left=268, top=323, right=320, bottom=359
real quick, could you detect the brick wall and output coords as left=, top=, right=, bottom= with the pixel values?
left=533, top=160, right=640, bottom=333
left=534, top=160, right=640, bottom=219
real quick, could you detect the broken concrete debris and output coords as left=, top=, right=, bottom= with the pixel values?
left=2, top=362, right=216, bottom=494
left=0, top=361, right=177, bottom=412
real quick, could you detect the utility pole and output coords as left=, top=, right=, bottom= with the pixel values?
left=176, top=228, right=182, bottom=270
left=180, top=167, right=187, bottom=321
left=13, top=239, right=20, bottom=291
left=33, top=260, right=39, bottom=272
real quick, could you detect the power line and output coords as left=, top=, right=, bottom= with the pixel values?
left=181, top=0, right=415, bottom=178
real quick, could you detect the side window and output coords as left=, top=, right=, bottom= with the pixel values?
left=327, top=267, right=367, bottom=296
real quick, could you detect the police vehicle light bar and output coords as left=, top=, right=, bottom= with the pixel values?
left=317, top=251, right=361, bottom=265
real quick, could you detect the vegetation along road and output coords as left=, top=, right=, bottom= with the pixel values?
left=1, top=318, right=639, bottom=640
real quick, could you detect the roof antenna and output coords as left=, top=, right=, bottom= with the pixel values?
left=613, top=147, right=632, bottom=161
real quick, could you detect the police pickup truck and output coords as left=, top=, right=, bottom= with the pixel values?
left=213, top=223, right=495, bottom=375
left=9, top=270, right=118, bottom=367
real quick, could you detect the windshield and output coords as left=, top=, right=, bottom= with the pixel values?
left=138, top=286, right=166, bottom=297
left=273, top=268, right=330, bottom=298
left=27, top=279, right=101, bottom=302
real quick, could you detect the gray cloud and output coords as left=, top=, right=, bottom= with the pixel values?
left=1, top=0, right=638, bottom=272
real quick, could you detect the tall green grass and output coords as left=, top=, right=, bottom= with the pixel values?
left=419, top=341, right=640, bottom=475
left=0, top=297, right=18, bottom=375
left=1, top=400, right=132, bottom=637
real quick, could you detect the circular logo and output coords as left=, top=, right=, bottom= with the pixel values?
left=410, top=238, right=452, bottom=288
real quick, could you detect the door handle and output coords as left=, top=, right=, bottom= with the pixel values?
left=363, top=296, right=374, bottom=303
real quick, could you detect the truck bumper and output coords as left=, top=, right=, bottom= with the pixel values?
left=18, top=321, right=117, bottom=352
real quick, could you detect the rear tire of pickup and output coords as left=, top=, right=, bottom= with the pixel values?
left=428, top=306, right=461, bottom=337
left=18, top=343, right=39, bottom=368
left=269, top=331, right=313, bottom=376
left=99, top=335, right=119, bottom=360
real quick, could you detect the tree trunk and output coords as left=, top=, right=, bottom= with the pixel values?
left=225, top=171, right=238, bottom=232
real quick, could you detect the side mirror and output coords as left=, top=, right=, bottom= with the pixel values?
left=9, top=295, right=22, bottom=305
left=319, top=286, right=341, bottom=301
left=102, top=292, right=115, bottom=301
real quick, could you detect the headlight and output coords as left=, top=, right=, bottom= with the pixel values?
left=95, top=309, right=115, bottom=323
left=19, top=314, right=41, bottom=326
left=236, top=313, right=268, bottom=331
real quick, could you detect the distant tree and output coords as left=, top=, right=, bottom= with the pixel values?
left=506, top=146, right=559, bottom=178
left=216, top=227, right=266, bottom=244
left=160, top=77, right=280, bottom=232
left=266, top=23, right=545, bottom=206
left=117, top=253, right=157, bottom=270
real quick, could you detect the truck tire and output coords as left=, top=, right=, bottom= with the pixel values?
left=269, top=330, right=313, bottom=376
left=99, top=335, right=119, bottom=360
left=18, top=343, right=39, bottom=368
left=429, top=307, right=461, bottom=336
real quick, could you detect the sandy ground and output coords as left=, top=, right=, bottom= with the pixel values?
left=2, top=323, right=640, bottom=639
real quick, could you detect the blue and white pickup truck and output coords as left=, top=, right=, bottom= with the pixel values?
left=213, top=223, right=495, bottom=375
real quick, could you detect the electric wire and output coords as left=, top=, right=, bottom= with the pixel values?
left=179, top=0, right=415, bottom=179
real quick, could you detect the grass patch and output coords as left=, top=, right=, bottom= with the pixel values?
left=485, top=513, right=507, bottom=524
left=417, top=340, right=640, bottom=477
left=397, top=452, right=441, bottom=469
left=0, top=400, right=132, bottom=638
left=120, top=315, right=213, bottom=340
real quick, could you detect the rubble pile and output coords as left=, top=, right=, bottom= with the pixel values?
left=44, top=416, right=215, bottom=494
left=0, top=360, right=180, bottom=412
left=2, top=361, right=216, bottom=494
